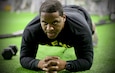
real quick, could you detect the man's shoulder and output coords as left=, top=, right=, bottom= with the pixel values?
left=63, top=5, right=91, bottom=21
left=64, top=7, right=88, bottom=26
left=64, top=5, right=93, bottom=34
left=63, top=5, right=86, bottom=15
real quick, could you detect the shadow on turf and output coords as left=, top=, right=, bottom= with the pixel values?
left=16, top=67, right=74, bottom=73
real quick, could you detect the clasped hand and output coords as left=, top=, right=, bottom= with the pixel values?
left=38, top=56, right=66, bottom=73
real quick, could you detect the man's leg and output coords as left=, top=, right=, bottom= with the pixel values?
left=92, top=23, right=98, bottom=47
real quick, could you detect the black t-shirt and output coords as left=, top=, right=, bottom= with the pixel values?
left=20, top=5, right=93, bottom=72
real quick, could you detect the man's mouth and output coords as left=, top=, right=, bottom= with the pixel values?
left=47, top=32, right=55, bottom=37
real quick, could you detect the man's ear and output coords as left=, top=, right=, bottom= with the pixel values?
left=63, top=14, right=66, bottom=22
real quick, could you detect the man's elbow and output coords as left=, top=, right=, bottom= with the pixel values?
left=20, top=58, right=26, bottom=68
left=86, top=60, right=93, bottom=70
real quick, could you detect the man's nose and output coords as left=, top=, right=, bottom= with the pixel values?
left=46, top=24, right=54, bottom=30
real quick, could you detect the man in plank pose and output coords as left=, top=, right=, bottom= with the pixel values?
left=20, top=0, right=95, bottom=73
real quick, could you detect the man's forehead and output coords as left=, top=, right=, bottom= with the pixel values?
left=40, top=12, right=61, bottom=21
left=40, top=11, right=60, bottom=17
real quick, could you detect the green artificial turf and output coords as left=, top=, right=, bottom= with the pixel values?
left=0, top=11, right=115, bottom=73
left=0, top=11, right=37, bottom=34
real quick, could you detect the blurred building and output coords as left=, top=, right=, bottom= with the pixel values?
left=0, top=0, right=114, bottom=18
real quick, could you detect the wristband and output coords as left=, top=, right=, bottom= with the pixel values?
left=65, top=62, right=72, bottom=70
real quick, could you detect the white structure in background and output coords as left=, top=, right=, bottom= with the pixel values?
left=30, top=0, right=45, bottom=13
left=93, top=0, right=109, bottom=17
left=6, top=0, right=110, bottom=16
left=76, top=0, right=109, bottom=16
left=58, top=0, right=75, bottom=5
left=30, top=0, right=76, bottom=13
left=20, top=0, right=31, bottom=10
left=9, top=0, right=22, bottom=12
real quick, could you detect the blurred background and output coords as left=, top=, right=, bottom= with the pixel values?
left=0, top=0, right=115, bottom=73
left=0, top=0, right=115, bottom=24
left=0, top=0, right=115, bottom=17
left=0, top=0, right=114, bottom=16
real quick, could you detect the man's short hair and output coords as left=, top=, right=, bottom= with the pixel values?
left=39, top=0, right=63, bottom=16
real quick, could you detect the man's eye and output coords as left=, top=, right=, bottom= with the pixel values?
left=42, top=21, right=48, bottom=25
left=53, top=21, right=59, bottom=25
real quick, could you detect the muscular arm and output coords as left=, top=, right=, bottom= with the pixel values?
left=20, top=29, right=40, bottom=71
left=66, top=26, right=93, bottom=72
left=63, top=6, right=94, bottom=72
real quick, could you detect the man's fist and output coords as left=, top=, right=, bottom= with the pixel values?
left=38, top=56, right=59, bottom=70
left=43, top=58, right=66, bottom=72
